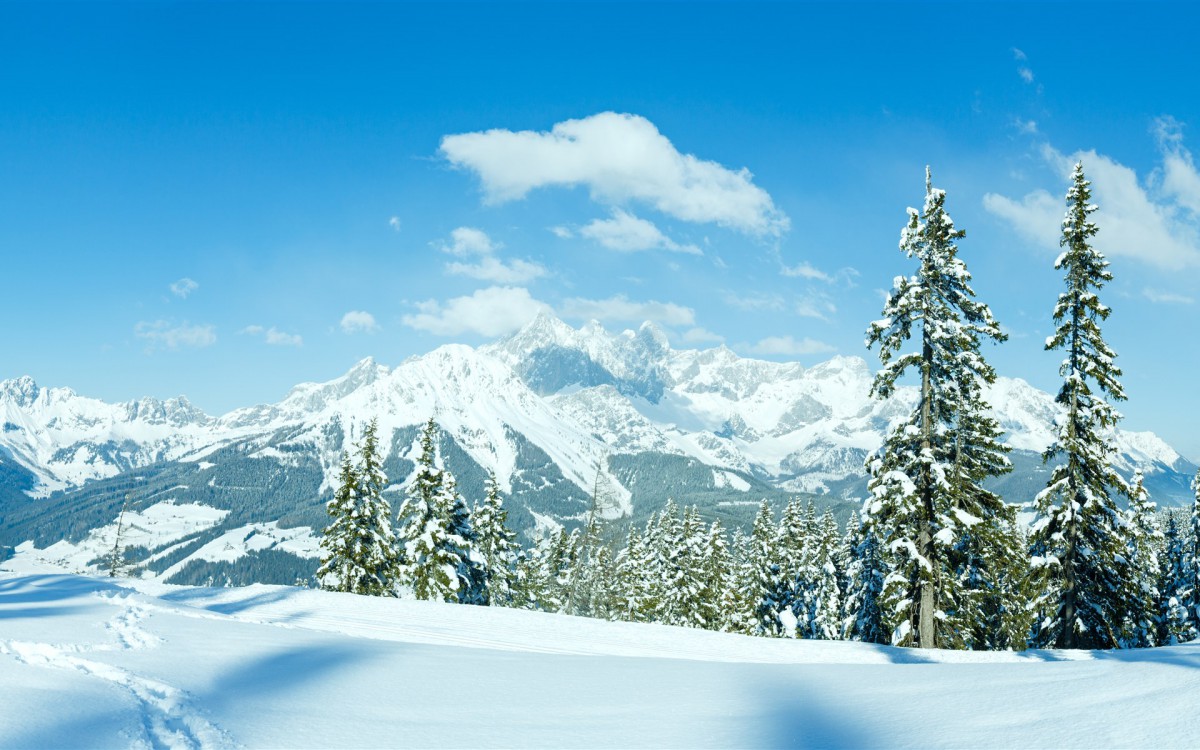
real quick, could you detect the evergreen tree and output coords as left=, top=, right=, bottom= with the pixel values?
left=842, top=513, right=888, bottom=644
left=1189, top=470, right=1200, bottom=634
left=1157, top=513, right=1197, bottom=644
left=726, top=528, right=760, bottom=635
left=748, top=500, right=787, bottom=636
left=1122, top=472, right=1161, bottom=646
left=472, top=471, right=519, bottom=606
left=396, top=418, right=474, bottom=602
left=864, top=167, right=1008, bottom=648
left=1029, top=163, right=1133, bottom=650
left=105, top=494, right=132, bottom=578
left=697, top=520, right=733, bottom=631
left=317, top=420, right=400, bottom=596
left=793, top=510, right=843, bottom=640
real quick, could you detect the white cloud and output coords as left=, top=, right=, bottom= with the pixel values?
left=169, top=278, right=198, bottom=299
left=549, top=226, right=573, bottom=239
left=559, top=294, right=695, bottom=327
left=135, top=320, right=216, bottom=350
left=434, top=227, right=548, bottom=282
left=446, top=256, right=548, bottom=284
left=402, top=286, right=551, bottom=337
left=440, top=111, right=789, bottom=236
left=781, top=262, right=833, bottom=282
left=389, top=216, right=402, bottom=232
left=983, top=133, right=1200, bottom=269
left=1155, top=116, right=1200, bottom=217
left=746, top=335, right=835, bottom=357
left=1012, top=48, right=1027, bottom=61
left=795, top=294, right=837, bottom=321
left=1015, top=118, right=1039, bottom=135
left=438, top=226, right=498, bottom=256
left=579, top=209, right=701, bottom=254
left=722, top=291, right=785, bottom=312
left=681, top=327, right=724, bottom=344
left=1143, top=288, right=1194, bottom=305
left=340, top=310, right=379, bottom=334
left=1018, top=67, right=1034, bottom=84
left=241, top=325, right=303, bottom=347
left=982, top=188, right=1061, bottom=249
left=780, top=261, right=858, bottom=286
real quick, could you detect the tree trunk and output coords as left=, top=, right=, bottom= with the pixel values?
left=918, top=330, right=937, bottom=649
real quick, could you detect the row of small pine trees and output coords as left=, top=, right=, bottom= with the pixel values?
left=316, top=413, right=1200, bottom=650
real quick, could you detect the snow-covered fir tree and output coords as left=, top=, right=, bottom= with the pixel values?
left=792, top=510, right=842, bottom=640
left=1189, top=470, right=1200, bottom=635
left=445, top=472, right=486, bottom=605
left=1029, top=162, right=1134, bottom=650
left=841, top=512, right=888, bottom=643
left=1122, top=472, right=1162, bottom=647
left=471, top=471, right=519, bottom=606
left=395, top=418, right=475, bottom=602
left=747, top=500, right=788, bottom=636
left=698, top=520, right=733, bottom=631
left=1157, top=512, right=1197, bottom=644
left=725, top=527, right=760, bottom=635
left=317, top=419, right=400, bottom=596
left=864, top=167, right=1009, bottom=648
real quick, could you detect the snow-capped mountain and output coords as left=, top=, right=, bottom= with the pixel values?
left=2, top=313, right=1195, bottom=587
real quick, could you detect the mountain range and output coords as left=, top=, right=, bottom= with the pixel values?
left=2, top=313, right=1194, bottom=586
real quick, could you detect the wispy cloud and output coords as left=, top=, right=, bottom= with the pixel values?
left=983, top=124, right=1200, bottom=269
left=340, top=310, right=379, bottom=334
left=441, top=111, right=789, bottom=236
left=780, top=261, right=858, bottom=286
left=795, top=293, right=837, bottom=321
left=169, top=278, right=199, bottom=299
left=559, top=294, right=695, bottom=327
left=446, top=256, right=548, bottom=284
left=241, top=325, right=303, bottom=347
left=745, top=335, right=835, bottom=357
left=135, top=320, right=216, bottom=350
left=1143, top=288, right=1194, bottom=305
left=389, top=216, right=402, bottom=232
left=402, top=286, right=551, bottom=337
left=578, top=210, right=701, bottom=254
left=681, top=327, right=724, bottom=345
left=722, top=290, right=785, bottom=312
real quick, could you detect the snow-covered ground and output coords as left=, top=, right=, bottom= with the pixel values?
left=2, top=567, right=1197, bottom=749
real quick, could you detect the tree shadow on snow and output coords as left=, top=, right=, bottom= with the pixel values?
left=0, top=573, right=126, bottom=605
left=754, top=677, right=880, bottom=749
left=160, top=584, right=302, bottom=615
left=2, top=641, right=374, bottom=750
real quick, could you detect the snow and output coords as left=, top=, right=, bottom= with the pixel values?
left=2, top=313, right=1193, bottom=517
left=10, top=501, right=229, bottom=574
left=2, top=572, right=1198, bottom=749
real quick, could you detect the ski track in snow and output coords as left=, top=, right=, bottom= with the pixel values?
left=0, top=591, right=235, bottom=750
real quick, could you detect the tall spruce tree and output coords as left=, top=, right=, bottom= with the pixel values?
left=864, top=167, right=1008, bottom=648
left=1029, top=162, right=1133, bottom=650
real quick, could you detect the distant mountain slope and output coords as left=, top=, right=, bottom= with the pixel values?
left=2, top=313, right=1194, bottom=584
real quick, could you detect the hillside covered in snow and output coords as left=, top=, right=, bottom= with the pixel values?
left=1, top=570, right=1197, bottom=749
left=2, top=314, right=1195, bottom=586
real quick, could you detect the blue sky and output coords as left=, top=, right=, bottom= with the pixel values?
left=3, top=2, right=1199, bottom=459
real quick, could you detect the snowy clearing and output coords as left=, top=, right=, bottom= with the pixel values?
left=1, top=572, right=1197, bottom=749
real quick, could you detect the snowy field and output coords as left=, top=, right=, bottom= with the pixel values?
left=2, top=570, right=1199, bottom=749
